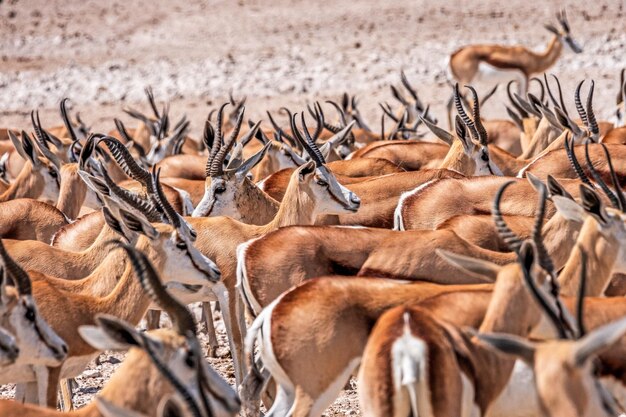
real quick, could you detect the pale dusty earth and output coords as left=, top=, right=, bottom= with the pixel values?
left=0, top=0, right=624, bottom=415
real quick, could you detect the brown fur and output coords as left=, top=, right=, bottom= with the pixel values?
left=397, top=176, right=588, bottom=231
left=350, top=141, right=449, bottom=170
left=0, top=199, right=68, bottom=243
left=450, top=36, right=563, bottom=83
left=56, top=163, right=89, bottom=220
left=52, top=211, right=105, bottom=251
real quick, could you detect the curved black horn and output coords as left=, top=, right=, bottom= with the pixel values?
left=454, top=84, right=479, bottom=141
left=507, top=81, right=529, bottom=118
left=564, top=134, right=592, bottom=187
left=208, top=103, right=228, bottom=177
left=599, top=142, right=626, bottom=212
left=466, top=85, right=488, bottom=144
left=118, top=242, right=196, bottom=336
left=584, top=140, right=620, bottom=209
left=100, top=136, right=152, bottom=190
left=0, top=239, right=31, bottom=295
left=585, top=81, right=599, bottom=136
left=151, top=167, right=181, bottom=228
left=492, top=181, right=522, bottom=253
left=211, top=105, right=243, bottom=177
left=574, top=80, right=589, bottom=128
left=60, top=98, right=79, bottom=142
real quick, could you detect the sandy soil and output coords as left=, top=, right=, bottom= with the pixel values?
left=0, top=0, right=624, bottom=415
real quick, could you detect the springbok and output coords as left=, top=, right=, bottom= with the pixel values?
left=240, top=180, right=625, bottom=416
left=0, top=243, right=238, bottom=417
left=177, top=110, right=361, bottom=385
left=393, top=161, right=615, bottom=231
left=357, top=240, right=546, bottom=417
left=480, top=316, right=626, bottom=417
left=0, top=238, right=69, bottom=401
left=448, top=10, right=582, bottom=92
left=8, top=186, right=221, bottom=407
left=0, top=131, right=60, bottom=204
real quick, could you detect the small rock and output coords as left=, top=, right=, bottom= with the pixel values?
left=82, top=369, right=101, bottom=378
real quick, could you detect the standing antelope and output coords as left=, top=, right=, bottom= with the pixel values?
left=448, top=10, right=582, bottom=92
left=0, top=244, right=238, bottom=417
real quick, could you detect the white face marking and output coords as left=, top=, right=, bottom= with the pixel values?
left=5, top=296, right=66, bottom=367
left=160, top=234, right=219, bottom=286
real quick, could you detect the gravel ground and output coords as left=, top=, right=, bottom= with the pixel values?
left=0, top=0, right=624, bottom=415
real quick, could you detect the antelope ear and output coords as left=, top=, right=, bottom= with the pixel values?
left=157, top=397, right=186, bottom=417
left=552, top=195, right=587, bottom=223
left=226, top=142, right=244, bottom=170
left=547, top=175, right=574, bottom=200
left=297, top=160, right=316, bottom=182
left=8, top=131, right=39, bottom=167
left=235, top=142, right=271, bottom=178
left=538, top=106, right=561, bottom=130
left=573, top=315, right=626, bottom=367
left=453, top=116, right=471, bottom=152
left=526, top=172, right=545, bottom=193
left=96, top=398, right=149, bottom=417
left=579, top=185, right=608, bottom=225
left=436, top=249, right=501, bottom=282
left=554, top=106, right=583, bottom=136
left=421, top=115, right=454, bottom=146
left=476, top=332, right=537, bottom=365
left=78, top=171, right=110, bottom=197
left=79, top=314, right=144, bottom=351
left=102, top=207, right=130, bottom=240
left=119, top=209, right=158, bottom=240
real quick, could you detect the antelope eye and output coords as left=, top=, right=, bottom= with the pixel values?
left=184, top=350, right=195, bottom=367
left=48, top=169, right=58, bottom=178
left=480, top=152, right=489, bottom=162
left=25, top=307, right=36, bottom=322
left=176, top=241, right=187, bottom=250
left=316, top=179, right=328, bottom=187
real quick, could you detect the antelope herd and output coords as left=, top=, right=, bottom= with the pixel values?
left=0, top=9, right=625, bottom=417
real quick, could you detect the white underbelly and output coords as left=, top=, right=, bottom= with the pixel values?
left=475, top=62, right=524, bottom=85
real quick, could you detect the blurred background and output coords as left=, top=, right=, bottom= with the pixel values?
left=0, top=0, right=624, bottom=133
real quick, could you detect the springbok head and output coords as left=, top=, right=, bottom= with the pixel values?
left=145, top=117, right=191, bottom=165
left=192, top=104, right=270, bottom=218
left=287, top=112, right=361, bottom=214
left=0, top=240, right=67, bottom=366
left=339, top=92, right=372, bottom=132
left=552, top=145, right=626, bottom=275
left=389, top=71, right=437, bottom=126
left=544, top=9, right=583, bottom=54
left=479, top=249, right=624, bottom=417
left=422, top=84, right=502, bottom=176
left=81, top=245, right=239, bottom=417
left=539, top=80, right=600, bottom=144
left=7, top=129, right=61, bottom=202
left=104, top=170, right=221, bottom=287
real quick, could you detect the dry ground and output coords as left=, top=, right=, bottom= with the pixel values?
left=0, top=0, right=624, bottom=415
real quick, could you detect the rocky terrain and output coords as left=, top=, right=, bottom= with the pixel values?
left=0, top=0, right=624, bottom=414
